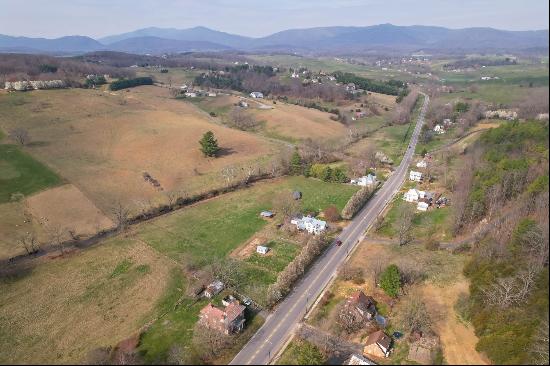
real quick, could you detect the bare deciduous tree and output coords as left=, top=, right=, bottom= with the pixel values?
left=397, top=204, right=415, bottom=246
left=192, top=324, right=233, bottom=362
left=398, top=296, right=433, bottom=334
left=112, top=201, right=131, bottom=231
left=335, top=302, right=364, bottom=334
left=272, top=190, right=302, bottom=220
left=9, top=128, right=30, bottom=146
left=18, top=231, right=40, bottom=255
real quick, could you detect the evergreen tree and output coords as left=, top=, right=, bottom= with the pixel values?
left=321, top=166, right=333, bottom=182
left=199, top=131, right=220, bottom=157
left=289, top=150, right=303, bottom=175
left=380, top=264, right=401, bottom=298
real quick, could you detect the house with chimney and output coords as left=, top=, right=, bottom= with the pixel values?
left=198, top=300, right=246, bottom=335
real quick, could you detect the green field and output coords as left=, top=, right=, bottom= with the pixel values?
left=0, top=144, right=62, bottom=203
left=137, top=176, right=357, bottom=265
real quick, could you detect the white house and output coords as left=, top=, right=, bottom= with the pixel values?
left=404, top=189, right=425, bottom=202
left=256, top=246, right=270, bottom=255
left=433, top=124, right=445, bottom=134
left=291, top=216, right=327, bottom=235
left=291, top=72, right=300, bottom=78
left=208, top=92, right=217, bottom=97
left=184, top=92, right=197, bottom=98
left=416, top=160, right=427, bottom=169
left=409, top=171, right=423, bottom=182
left=250, top=92, right=264, bottom=99
left=351, top=174, right=377, bottom=187
left=180, top=84, right=189, bottom=90
left=417, top=202, right=429, bottom=211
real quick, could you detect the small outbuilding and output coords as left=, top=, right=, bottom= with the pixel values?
left=292, top=191, right=302, bottom=200
left=204, top=280, right=224, bottom=298
left=260, top=211, right=274, bottom=218
left=256, top=246, right=270, bottom=255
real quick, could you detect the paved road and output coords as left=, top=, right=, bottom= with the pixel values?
left=230, top=93, right=429, bottom=365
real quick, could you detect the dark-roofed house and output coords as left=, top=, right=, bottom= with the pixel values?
left=346, top=290, right=377, bottom=321
left=198, top=301, right=246, bottom=335
left=363, top=330, right=392, bottom=358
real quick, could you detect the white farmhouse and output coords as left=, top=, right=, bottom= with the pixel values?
left=351, top=174, right=377, bottom=187
left=409, top=171, right=423, bottom=182
left=416, top=160, right=427, bottom=169
left=433, top=124, right=445, bottom=134
left=249, top=92, right=264, bottom=99
left=404, top=189, right=425, bottom=202
left=290, top=216, right=327, bottom=235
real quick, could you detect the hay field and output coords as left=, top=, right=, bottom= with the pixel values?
left=250, top=102, right=348, bottom=142
left=25, top=184, right=115, bottom=241
left=0, top=86, right=279, bottom=215
left=0, top=237, right=175, bottom=364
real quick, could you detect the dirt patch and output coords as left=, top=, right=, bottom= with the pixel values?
left=25, top=184, right=115, bottom=240
left=420, top=279, right=489, bottom=365
left=230, top=236, right=268, bottom=259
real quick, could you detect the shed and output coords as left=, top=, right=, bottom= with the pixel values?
left=292, top=191, right=302, bottom=200
left=256, top=246, right=270, bottom=255
left=260, top=211, right=274, bottom=218
left=204, top=280, right=224, bottom=298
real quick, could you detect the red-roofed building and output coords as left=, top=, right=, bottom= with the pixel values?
left=198, top=301, right=246, bottom=335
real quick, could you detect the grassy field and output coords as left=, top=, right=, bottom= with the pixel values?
left=0, top=86, right=280, bottom=217
left=0, top=236, right=175, bottom=364
left=0, top=144, right=61, bottom=203
left=136, top=176, right=357, bottom=267
left=187, top=94, right=350, bottom=144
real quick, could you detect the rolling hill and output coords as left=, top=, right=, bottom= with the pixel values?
left=1, top=24, right=548, bottom=55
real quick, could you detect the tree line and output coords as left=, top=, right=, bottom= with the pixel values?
left=332, top=71, right=406, bottom=96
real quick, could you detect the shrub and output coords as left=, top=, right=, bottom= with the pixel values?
left=323, top=205, right=341, bottom=222
left=380, top=264, right=401, bottom=298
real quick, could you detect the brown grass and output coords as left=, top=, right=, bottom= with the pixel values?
left=0, top=86, right=279, bottom=216
left=421, top=280, right=489, bottom=365
left=250, top=102, right=348, bottom=142
left=0, top=201, right=45, bottom=259
left=0, top=236, right=174, bottom=364
left=25, top=184, right=115, bottom=241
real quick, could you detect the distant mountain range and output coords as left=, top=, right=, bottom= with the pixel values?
left=1, top=24, right=548, bottom=55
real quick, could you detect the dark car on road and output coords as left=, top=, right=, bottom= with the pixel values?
left=335, top=239, right=343, bottom=247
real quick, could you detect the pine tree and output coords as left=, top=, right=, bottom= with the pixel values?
left=289, top=150, right=303, bottom=175
left=199, top=131, right=220, bottom=157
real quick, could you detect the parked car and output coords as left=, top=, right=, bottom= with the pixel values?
left=335, top=239, right=343, bottom=247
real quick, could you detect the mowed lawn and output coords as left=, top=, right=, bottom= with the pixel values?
left=136, top=175, right=358, bottom=267
left=0, top=144, right=61, bottom=203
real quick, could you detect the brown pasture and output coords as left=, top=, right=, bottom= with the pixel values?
left=0, top=237, right=175, bottom=364
left=0, top=86, right=279, bottom=216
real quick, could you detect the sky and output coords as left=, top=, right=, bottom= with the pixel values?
left=0, top=0, right=548, bottom=39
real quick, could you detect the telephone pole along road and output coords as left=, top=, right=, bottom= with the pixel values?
left=230, top=93, right=430, bottom=365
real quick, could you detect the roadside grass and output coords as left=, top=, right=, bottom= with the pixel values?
left=0, top=144, right=62, bottom=203
left=376, top=197, right=452, bottom=242
left=276, top=338, right=326, bottom=365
